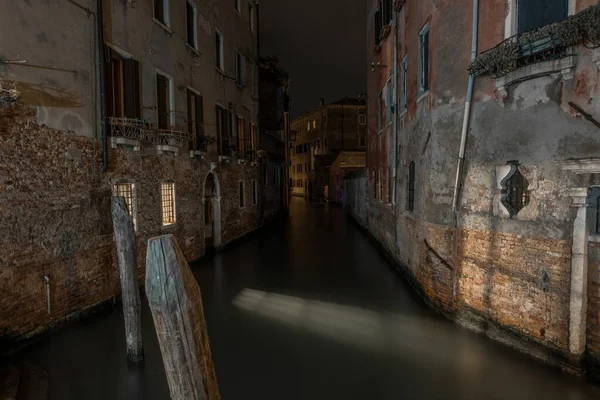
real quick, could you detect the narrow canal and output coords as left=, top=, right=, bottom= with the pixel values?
left=16, top=198, right=600, bottom=399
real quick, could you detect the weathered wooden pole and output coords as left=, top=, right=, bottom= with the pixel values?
left=111, top=196, right=144, bottom=362
left=145, top=235, right=220, bottom=400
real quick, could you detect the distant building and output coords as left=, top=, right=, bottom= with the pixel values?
left=289, top=98, right=367, bottom=200
left=259, top=56, right=291, bottom=216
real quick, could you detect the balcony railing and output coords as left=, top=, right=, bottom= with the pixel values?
left=108, top=117, right=155, bottom=143
left=470, top=4, right=600, bottom=79
left=157, top=126, right=193, bottom=148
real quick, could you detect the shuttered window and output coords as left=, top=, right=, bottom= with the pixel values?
left=186, top=1, right=197, bottom=48
left=518, top=0, right=567, bottom=34
left=156, top=74, right=170, bottom=129
left=123, top=59, right=140, bottom=119
left=187, top=90, right=204, bottom=151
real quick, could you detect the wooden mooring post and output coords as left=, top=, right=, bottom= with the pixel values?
left=111, top=196, right=144, bottom=362
left=145, top=234, right=220, bottom=400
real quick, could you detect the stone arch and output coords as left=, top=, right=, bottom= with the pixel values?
left=202, top=170, right=222, bottom=250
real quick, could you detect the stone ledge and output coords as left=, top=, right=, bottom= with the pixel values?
left=156, top=145, right=179, bottom=156
left=110, top=137, right=140, bottom=151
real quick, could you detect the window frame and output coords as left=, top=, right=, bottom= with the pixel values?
left=359, top=114, right=367, bottom=125
left=235, top=50, right=246, bottom=88
left=153, top=0, right=170, bottom=28
left=419, top=24, right=430, bottom=95
left=160, top=181, right=177, bottom=226
left=187, top=87, right=205, bottom=152
left=215, top=29, right=224, bottom=72
left=155, top=69, right=175, bottom=129
left=186, top=1, right=198, bottom=50
left=239, top=180, right=246, bottom=209
left=401, top=56, right=408, bottom=112
left=252, top=179, right=258, bottom=205
left=248, top=1, right=255, bottom=33
left=113, top=181, right=138, bottom=232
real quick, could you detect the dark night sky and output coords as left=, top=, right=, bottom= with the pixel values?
left=259, top=0, right=367, bottom=119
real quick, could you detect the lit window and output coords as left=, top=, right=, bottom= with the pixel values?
left=359, top=114, right=366, bottom=125
left=215, top=30, right=224, bottom=71
left=113, top=182, right=137, bottom=231
left=161, top=182, right=176, bottom=225
left=154, top=0, right=169, bottom=26
left=419, top=25, right=430, bottom=94
left=186, top=1, right=197, bottom=49
left=312, top=120, right=316, bottom=129
left=252, top=180, right=258, bottom=205
left=239, top=181, right=246, bottom=208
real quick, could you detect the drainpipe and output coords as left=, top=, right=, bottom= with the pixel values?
left=451, top=0, right=479, bottom=212
left=98, top=0, right=108, bottom=172
left=392, top=11, right=399, bottom=206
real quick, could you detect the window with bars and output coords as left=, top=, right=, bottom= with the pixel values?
left=161, top=182, right=176, bottom=225
left=502, top=162, right=530, bottom=217
left=407, top=161, right=415, bottom=212
left=114, top=182, right=137, bottom=231
left=187, top=89, right=204, bottom=151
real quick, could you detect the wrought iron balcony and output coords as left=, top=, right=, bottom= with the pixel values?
left=108, top=117, right=155, bottom=143
left=470, top=4, right=600, bottom=79
left=156, top=126, right=193, bottom=148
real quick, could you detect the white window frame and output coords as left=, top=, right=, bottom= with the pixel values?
left=155, top=68, right=175, bottom=127
left=113, top=180, right=138, bottom=233
left=215, top=29, right=224, bottom=72
left=252, top=180, right=258, bottom=205
left=186, top=1, right=198, bottom=50
left=419, top=24, right=430, bottom=95
left=249, top=1, right=255, bottom=33
left=504, top=0, right=576, bottom=39
left=239, top=180, right=246, bottom=209
left=160, top=181, right=177, bottom=226
left=235, top=50, right=246, bottom=87
left=153, top=0, right=170, bottom=28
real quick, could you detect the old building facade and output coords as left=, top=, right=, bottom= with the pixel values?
left=0, top=0, right=279, bottom=351
left=289, top=98, right=367, bottom=201
left=347, top=0, right=600, bottom=379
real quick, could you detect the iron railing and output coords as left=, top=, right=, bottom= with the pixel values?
left=108, top=117, right=155, bottom=143
left=157, top=127, right=193, bottom=148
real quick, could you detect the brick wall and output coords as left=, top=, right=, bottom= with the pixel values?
left=0, top=102, right=264, bottom=350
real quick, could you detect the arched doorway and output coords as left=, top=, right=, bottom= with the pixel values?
left=203, top=171, right=222, bottom=251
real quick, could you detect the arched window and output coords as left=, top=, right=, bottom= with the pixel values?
left=501, top=161, right=530, bottom=217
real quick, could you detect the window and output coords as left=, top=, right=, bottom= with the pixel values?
left=378, top=90, right=384, bottom=132
left=105, top=50, right=141, bottom=120
left=239, top=181, right=246, bottom=208
left=501, top=161, right=530, bottom=217
left=237, top=116, right=245, bottom=158
left=235, top=0, right=241, bottom=14
left=216, top=104, right=229, bottom=156
left=186, top=1, right=197, bottom=49
left=154, top=0, right=169, bottom=26
left=248, top=2, right=255, bottom=33
left=374, top=6, right=382, bottom=45
left=187, top=89, right=204, bottom=151
left=250, top=123, right=257, bottom=158
left=359, top=137, right=366, bottom=147
left=235, top=51, right=246, bottom=87
left=156, top=72, right=173, bottom=129
left=113, top=182, right=137, bottom=231
left=215, top=30, right=224, bottom=71
left=407, top=161, right=415, bottom=212
left=386, top=78, right=393, bottom=124
left=161, top=182, right=176, bottom=225
left=312, top=120, right=317, bottom=129
left=250, top=63, right=256, bottom=96
left=252, top=180, right=258, bottom=205
left=307, top=121, right=311, bottom=131
left=324, top=137, right=328, bottom=148
left=419, top=25, right=430, bottom=94
left=324, top=114, right=328, bottom=126
left=401, top=56, right=408, bottom=111
left=518, top=0, right=567, bottom=34
left=292, top=165, right=295, bottom=174
left=304, top=163, right=308, bottom=172
left=263, top=164, right=269, bottom=185
left=359, top=114, right=366, bottom=125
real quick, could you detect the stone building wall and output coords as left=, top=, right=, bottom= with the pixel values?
left=359, top=0, right=600, bottom=375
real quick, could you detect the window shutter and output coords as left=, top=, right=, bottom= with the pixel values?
left=241, top=56, right=247, bottom=87
left=544, top=0, right=567, bottom=27
left=156, top=75, right=168, bottom=129
left=123, top=59, right=140, bottom=119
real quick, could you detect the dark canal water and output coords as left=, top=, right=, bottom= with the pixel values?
left=16, top=198, right=600, bottom=399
